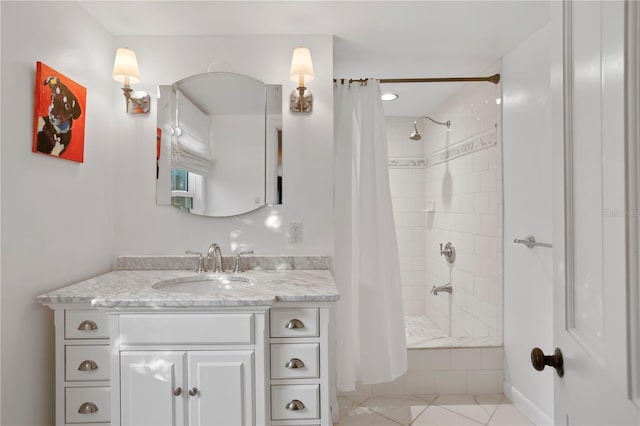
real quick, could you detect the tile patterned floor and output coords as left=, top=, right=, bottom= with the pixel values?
left=334, top=394, right=534, bottom=425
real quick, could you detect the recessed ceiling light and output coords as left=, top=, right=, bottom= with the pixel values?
left=381, top=93, right=399, bottom=101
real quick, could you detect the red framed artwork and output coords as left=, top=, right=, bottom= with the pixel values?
left=32, top=62, right=87, bottom=163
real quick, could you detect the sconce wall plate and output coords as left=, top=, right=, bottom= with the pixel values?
left=126, top=90, right=150, bottom=114
left=290, top=87, right=312, bottom=113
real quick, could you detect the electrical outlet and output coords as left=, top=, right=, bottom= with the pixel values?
left=289, top=222, right=303, bottom=243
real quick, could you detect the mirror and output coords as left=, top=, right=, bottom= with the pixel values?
left=156, top=72, right=283, bottom=217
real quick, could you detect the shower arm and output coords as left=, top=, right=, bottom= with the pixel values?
left=414, top=116, right=451, bottom=129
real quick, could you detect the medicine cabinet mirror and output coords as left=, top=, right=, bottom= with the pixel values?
left=156, top=72, right=283, bottom=217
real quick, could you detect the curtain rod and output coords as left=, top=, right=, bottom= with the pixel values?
left=333, top=73, right=501, bottom=85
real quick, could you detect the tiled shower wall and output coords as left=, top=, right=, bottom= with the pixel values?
left=387, top=62, right=503, bottom=340
left=423, top=63, right=503, bottom=341
left=387, top=117, right=427, bottom=316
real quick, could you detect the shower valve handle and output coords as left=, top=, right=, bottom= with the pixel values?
left=439, top=242, right=456, bottom=263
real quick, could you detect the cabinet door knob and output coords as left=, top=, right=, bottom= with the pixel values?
left=77, top=320, right=98, bottom=331
left=77, top=360, right=98, bottom=371
left=285, top=358, right=305, bottom=369
left=78, top=402, right=98, bottom=414
left=173, top=387, right=182, bottom=396
left=285, top=319, right=305, bottom=329
left=188, top=387, right=199, bottom=397
left=285, top=399, right=305, bottom=411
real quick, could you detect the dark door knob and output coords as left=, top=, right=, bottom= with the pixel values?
left=531, top=347, right=564, bottom=377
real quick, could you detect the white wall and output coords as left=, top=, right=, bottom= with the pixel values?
left=110, top=35, right=334, bottom=257
left=422, top=62, right=503, bottom=340
left=502, top=24, right=553, bottom=424
left=0, top=2, right=115, bottom=425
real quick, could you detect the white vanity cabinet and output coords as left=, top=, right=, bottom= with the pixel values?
left=120, top=350, right=254, bottom=426
left=111, top=311, right=267, bottom=426
left=50, top=305, right=112, bottom=426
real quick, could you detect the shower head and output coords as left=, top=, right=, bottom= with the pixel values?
left=409, top=116, right=451, bottom=141
left=409, top=124, right=422, bottom=140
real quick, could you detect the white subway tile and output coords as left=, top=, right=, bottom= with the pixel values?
left=481, top=348, right=504, bottom=369
left=467, top=214, right=482, bottom=234
left=407, top=349, right=421, bottom=371
left=488, top=191, right=498, bottom=214
left=452, top=269, right=474, bottom=293
left=435, top=371, right=467, bottom=394
left=474, top=235, right=490, bottom=257
left=481, top=169, right=498, bottom=192
left=473, top=321, right=490, bottom=337
left=466, top=173, right=482, bottom=193
left=404, top=370, right=436, bottom=394
left=404, top=299, right=424, bottom=316
left=466, top=370, right=499, bottom=394
left=474, top=277, right=490, bottom=302
left=481, top=214, right=498, bottom=237
left=451, top=348, right=482, bottom=370
left=473, top=149, right=489, bottom=172
left=474, top=192, right=489, bottom=214
left=419, top=349, right=451, bottom=370
left=467, top=294, right=483, bottom=318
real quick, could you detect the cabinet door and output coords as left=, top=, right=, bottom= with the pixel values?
left=121, top=351, right=187, bottom=426
left=187, top=351, right=254, bottom=426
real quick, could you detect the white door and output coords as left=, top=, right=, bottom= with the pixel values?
left=187, top=351, right=254, bottom=426
left=552, top=0, right=640, bottom=424
left=120, top=351, right=187, bottom=426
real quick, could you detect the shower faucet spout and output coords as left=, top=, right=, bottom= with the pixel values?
left=431, top=282, right=453, bottom=295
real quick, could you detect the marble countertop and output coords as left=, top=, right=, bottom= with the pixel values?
left=38, top=257, right=339, bottom=309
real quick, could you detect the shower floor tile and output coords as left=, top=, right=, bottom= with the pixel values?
left=334, top=393, right=533, bottom=426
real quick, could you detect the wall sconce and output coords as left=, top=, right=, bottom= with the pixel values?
left=112, top=47, right=150, bottom=114
left=409, top=116, right=451, bottom=140
left=289, top=47, right=314, bottom=113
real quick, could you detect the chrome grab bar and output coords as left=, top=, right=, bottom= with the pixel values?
left=514, top=235, right=552, bottom=249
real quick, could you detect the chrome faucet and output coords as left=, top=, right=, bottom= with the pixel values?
left=207, top=243, right=224, bottom=273
left=431, top=282, right=453, bottom=295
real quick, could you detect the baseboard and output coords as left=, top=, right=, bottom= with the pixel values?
left=503, top=381, right=553, bottom=426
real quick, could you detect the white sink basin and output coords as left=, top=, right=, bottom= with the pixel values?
left=153, top=275, right=256, bottom=294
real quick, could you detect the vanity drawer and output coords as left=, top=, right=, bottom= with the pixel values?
left=271, top=343, right=319, bottom=379
left=270, top=308, right=319, bottom=338
left=65, top=387, right=110, bottom=424
left=65, top=345, right=110, bottom=381
left=65, top=310, right=109, bottom=339
left=271, top=384, right=319, bottom=420
left=119, top=313, right=254, bottom=345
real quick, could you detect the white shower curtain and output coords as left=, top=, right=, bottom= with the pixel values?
left=333, top=80, right=407, bottom=391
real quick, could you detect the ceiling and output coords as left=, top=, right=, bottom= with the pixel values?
left=78, top=0, right=550, bottom=116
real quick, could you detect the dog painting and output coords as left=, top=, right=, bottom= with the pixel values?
left=32, top=62, right=86, bottom=162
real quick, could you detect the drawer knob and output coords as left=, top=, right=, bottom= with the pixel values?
left=78, top=402, right=98, bottom=414
left=285, top=319, right=305, bottom=329
left=188, top=387, right=199, bottom=397
left=286, top=399, right=305, bottom=411
left=77, top=320, right=98, bottom=331
left=285, top=358, right=305, bottom=369
left=173, top=387, right=183, bottom=396
left=77, top=360, right=98, bottom=371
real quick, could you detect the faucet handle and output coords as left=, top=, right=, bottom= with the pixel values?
left=185, top=250, right=206, bottom=273
left=233, top=250, right=254, bottom=273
